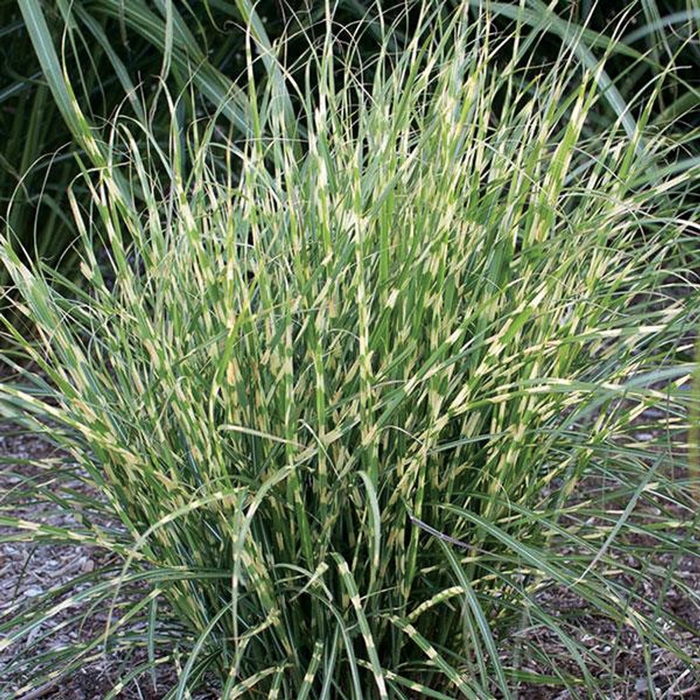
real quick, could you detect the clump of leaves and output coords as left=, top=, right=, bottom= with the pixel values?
left=1, top=3, right=699, bottom=698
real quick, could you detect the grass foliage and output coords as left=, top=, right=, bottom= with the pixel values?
left=4, top=0, right=699, bottom=290
left=1, top=2, right=699, bottom=697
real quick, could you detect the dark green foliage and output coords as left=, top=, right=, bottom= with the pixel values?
left=3, top=0, right=699, bottom=294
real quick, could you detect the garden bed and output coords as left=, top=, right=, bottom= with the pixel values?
left=2, top=426, right=697, bottom=699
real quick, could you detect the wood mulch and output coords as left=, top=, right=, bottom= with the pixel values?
left=1, top=426, right=698, bottom=699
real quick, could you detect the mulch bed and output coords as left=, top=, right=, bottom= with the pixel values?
left=1, top=426, right=698, bottom=699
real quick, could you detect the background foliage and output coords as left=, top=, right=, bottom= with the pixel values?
left=2, top=0, right=699, bottom=284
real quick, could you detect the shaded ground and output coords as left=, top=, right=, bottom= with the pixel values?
left=0, top=428, right=191, bottom=700
left=1, top=427, right=698, bottom=699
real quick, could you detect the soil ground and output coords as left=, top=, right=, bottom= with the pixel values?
left=1, top=427, right=698, bottom=699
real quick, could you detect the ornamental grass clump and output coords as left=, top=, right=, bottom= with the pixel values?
left=1, top=4, right=699, bottom=698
